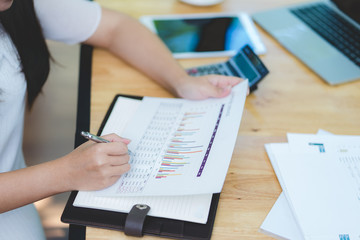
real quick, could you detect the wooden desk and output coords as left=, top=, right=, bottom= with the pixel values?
left=78, top=0, right=360, bottom=239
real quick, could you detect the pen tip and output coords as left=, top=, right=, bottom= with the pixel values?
left=80, top=131, right=88, bottom=137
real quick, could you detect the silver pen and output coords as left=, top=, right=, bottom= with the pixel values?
left=81, top=131, right=110, bottom=143
left=81, top=131, right=133, bottom=155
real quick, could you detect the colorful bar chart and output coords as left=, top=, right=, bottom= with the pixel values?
left=156, top=111, right=206, bottom=179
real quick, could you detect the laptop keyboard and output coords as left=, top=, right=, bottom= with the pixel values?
left=291, top=3, right=360, bottom=67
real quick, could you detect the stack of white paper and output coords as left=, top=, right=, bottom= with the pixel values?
left=261, top=131, right=360, bottom=240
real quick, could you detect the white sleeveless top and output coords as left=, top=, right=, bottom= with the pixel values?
left=0, top=0, right=101, bottom=238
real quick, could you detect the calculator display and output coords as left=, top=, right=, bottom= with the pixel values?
left=242, top=45, right=268, bottom=77
left=233, top=53, right=258, bottom=83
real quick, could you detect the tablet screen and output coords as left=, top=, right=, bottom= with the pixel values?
left=153, top=17, right=254, bottom=54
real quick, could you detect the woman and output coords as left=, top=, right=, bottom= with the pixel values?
left=0, top=0, right=242, bottom=238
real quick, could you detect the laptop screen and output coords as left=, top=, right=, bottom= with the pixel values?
left=331, top=0, right=360, bottom=24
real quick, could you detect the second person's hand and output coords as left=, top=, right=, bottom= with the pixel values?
left=174, top=75, right=243, bottom=100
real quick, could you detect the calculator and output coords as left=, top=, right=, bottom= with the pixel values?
left=186, top=45, right=269, bottom=92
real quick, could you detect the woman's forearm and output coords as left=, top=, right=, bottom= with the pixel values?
left=0, top=159, right=67, bottom=213
left=84, top=8, right=188, bottom=96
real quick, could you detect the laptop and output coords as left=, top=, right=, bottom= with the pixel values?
left=252, top=0, right=360, bottom=85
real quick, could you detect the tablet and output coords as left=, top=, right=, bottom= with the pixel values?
left=140, top=12, right=266, bottom=59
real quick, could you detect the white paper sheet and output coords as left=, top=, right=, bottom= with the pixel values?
left=96, top=81, right=248, bottom=196
left=74, top=97, right=213, bottom=223
left=260, top=130, right=334, bottom=240
left=272, top=134, right=360, bottom=240
left=261, top=143, right=303, bottom=240
left=74, top=191, right=213, bottom=224
left=259, top=192, right=303, bottom=240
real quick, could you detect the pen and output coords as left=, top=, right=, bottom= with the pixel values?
left=81, top=131, right=133, bottom=155
left=81, top=131, right=110, bottom=143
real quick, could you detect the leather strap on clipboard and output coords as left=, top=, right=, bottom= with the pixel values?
left=124, top=204, right=151, bottom=237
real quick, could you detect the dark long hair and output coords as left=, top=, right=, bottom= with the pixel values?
left=0, top=0, right=50, bottom=108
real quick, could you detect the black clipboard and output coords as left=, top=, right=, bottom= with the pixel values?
left=61, top=94, right=221, bottom=240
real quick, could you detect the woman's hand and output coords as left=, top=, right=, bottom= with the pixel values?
left=174, top=75, right=243, bottom=100
left=60, top=133, right=131, bottom=191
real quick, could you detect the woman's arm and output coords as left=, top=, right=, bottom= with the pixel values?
left=84, top=8, right=242, bottom=100
left=0, top=134, right=130, bottom=213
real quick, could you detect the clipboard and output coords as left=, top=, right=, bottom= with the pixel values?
left=61, top=94, right=221, bottom=239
